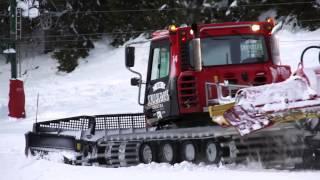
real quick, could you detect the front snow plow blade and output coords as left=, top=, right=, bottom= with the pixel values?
left=224, top=104, right=320, bottom=136
left=222, top=56, right=320, bottom=135
left=220, top=46, right=320, bottom=136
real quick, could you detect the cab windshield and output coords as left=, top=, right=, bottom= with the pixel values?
left=200, top=35, right=268, bottom=66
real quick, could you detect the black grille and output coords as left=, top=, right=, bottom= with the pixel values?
left=37, top=116, right=92, bottom=132
left=95, top=113, right=145, bottom=130
left=34, top=113, right=146, bottom=133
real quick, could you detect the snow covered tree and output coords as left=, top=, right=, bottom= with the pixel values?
left=36, top=0, right=320, bottom=72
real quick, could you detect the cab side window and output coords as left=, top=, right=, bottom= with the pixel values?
left=150, top=47, right=170, bottom=80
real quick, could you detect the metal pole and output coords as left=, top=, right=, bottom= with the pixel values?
left=9, top=0, right=17, bottom=79
left=7, top=0, right=26, bottom=119
left=35, top=93, right=39, bottom=123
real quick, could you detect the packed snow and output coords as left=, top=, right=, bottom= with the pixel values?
left=1, top=29, right=320, bottom=180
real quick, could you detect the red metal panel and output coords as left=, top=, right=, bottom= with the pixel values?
left=8, top=79, right=26, bottom=118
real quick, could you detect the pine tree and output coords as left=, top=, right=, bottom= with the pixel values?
left=38, top=0, right=320, bottom=73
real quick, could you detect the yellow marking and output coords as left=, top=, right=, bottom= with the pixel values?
left=208, top=103, right=235, bottom=116
left=208, top=103, right=235, bottom=126
left=270, top=110, right=320, bottom=123
left=76, top=143, right=82, bottom=151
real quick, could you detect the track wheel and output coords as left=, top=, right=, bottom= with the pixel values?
left=204, top=141, right=221, bottom=164
left=139, top=143, right=156, bottom=164
left=159, top=142, right=176, bottom=164
left=180, top=141, right=197, bottom=162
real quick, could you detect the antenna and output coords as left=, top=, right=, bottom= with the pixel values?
left=35, top=93, right=39, bottom=123
left=191, top=23, right=199, bottom=37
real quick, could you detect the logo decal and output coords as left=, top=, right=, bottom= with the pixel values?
left=147, top=90, right=170, bottom=106
left=152, top=81, right=166, bottom=92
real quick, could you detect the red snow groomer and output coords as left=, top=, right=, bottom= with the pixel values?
left=25, top=19, right=320, bottom=169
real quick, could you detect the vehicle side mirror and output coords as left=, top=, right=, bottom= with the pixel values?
left=192, top=38, right=202, bottom=72
left=131, top=77, right=140, bottom=86
left=125, top=46, right=135, bottom=67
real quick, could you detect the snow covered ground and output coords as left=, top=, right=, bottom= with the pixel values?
left=1, top=29, right=320, bottom=180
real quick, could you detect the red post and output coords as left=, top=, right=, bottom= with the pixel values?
left=8, top=79, right=26, bottom=118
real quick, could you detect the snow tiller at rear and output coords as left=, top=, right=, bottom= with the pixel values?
left=25, top=20, right=320, bottom=169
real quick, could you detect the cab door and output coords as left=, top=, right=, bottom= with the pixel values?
left=144, top=39, right=171, bottom=123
